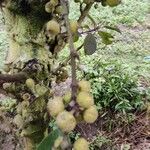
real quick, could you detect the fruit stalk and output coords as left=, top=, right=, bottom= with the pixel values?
left=61, top=0, right=78, bottom=102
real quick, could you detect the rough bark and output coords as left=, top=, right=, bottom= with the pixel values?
left=1, top=0, right=67, bottom=149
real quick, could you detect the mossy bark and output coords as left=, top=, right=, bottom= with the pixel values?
left=4, top=0, right=52, bottom=65
left=2, top=0, right=66, bottom=149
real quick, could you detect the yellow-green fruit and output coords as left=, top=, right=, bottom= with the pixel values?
left=47, top=97, right=64, bottom=117
left=78, top=80, right=91, bottom=92
left=25, top=78, right=35, bottom=89
left=3, top=64, right=10, bottom=72
left=22, top=93, right=30, bottom=101
left=70, top=20, right=78, bottom=33
left=73, top=138, right=89, bottom=150
left=50, top=0, right=58, bottom=6
left=54, top=136, right=63, bottom=148
left=83, top=0, right=94, bottom=4
left=35, top=84, right=48, bottom=96
left=77, top=92, right=94, bottom=108
left=83, top=105, right=98, bottom=123
left=45, top=2, right=53, bottom=13
left=13, top=114, right=24, bottom=128
left=46, top=20, right=60, bottom=35
left=2, top=83, right=11, bottom=91
left=55, top=6, right=63, bottom=14
left=21, top=101, right=29, bottom=108
left=56, top=111, right=76, bottom=132
left=45, top=0, right=58, bottom=13
left=106, top=0, right=121, bottom=7
left=63, top=91, right=71, bottom=104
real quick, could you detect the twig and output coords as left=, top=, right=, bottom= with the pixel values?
left=79, top=25, right=101, bottom=35
left=78, top=2, right=94, bottom=25
left=53, top=44, right=83, bottom=74
left=0, top=59, right=40, bottom=86
left=0, top=72, right=28, bottom=85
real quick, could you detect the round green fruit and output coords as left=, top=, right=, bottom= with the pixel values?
left=46, top=20, right=60, bottom=35
left=47, top=97, right=64, bottom=117
left=56, top=111, right=76, bottom=132
left=3, top=64, right=10, bottom=73
left=63, top=91, right=71, bottom=104
left=22, top=93, right=30, bottom=101
left=25, top=78, right=35, bottom=90
left=73, top=138, right=89, bottom=150
left=45, top=2, right=53, bottom=13
left=70, top=20, right=78, bottom=33
left=54, top=136, right=63, bottom=148
left=106, top=0, right=121, bottom=7
left=78, top=80, right=91, bottom=92
left=50, top=0, right=58, bottom=6
left=83, top=105, right=98, bottom=123
left=77, top=92, right=94, bottom=108
left=55, top=6, right=64, bottom=14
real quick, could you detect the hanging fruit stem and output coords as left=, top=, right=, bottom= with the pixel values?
left=61, top=0, right=79, bottom=102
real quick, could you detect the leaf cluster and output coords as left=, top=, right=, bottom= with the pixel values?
left=82, top=61, right=144, bottom=113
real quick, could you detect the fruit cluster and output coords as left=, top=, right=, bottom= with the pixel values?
left=52, top=136, right=89, bottom=150
left=47, top=80, right=98, bottom=149
left=45, top=0, right=79, bottom=36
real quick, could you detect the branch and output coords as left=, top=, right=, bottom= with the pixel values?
left=0, top=72, right=28, bottom=85
left=79, top=25, right=101, bottom=35
left=61, top=0, right=79, bottom=101
left=78, top=2, right=94, bottom=25
left=0, top=58, right=41, bottom=86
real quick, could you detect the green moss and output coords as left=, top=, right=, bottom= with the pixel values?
left=4, top=6, right=52, bottom=63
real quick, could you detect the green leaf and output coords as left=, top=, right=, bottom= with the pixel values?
left=21, top=125, right=42, bottom=136
left=82, top=25, right=90, bottom=29
left=87, top=14, right=96, bottom=26
left=104, top=25, right=121, bottom=33
left=98, top=31, right=114, bottom=45
left=37, top=129, right=62, bottom=150
left=84, top=33, right=97, bottom=55
left=73, top=33, right=79, bottom=42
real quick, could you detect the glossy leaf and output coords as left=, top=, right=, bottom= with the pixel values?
left=98, top=31, right=114, bottom=45
left=37, top=129, right=62, bottom=150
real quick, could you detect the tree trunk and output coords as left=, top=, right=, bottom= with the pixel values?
left=1, top=0, right=66, bottom=149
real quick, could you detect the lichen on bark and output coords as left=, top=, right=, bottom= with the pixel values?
left=1, top=0, right=67, bottom=149
left=4, top=0, right=52, bottom=64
